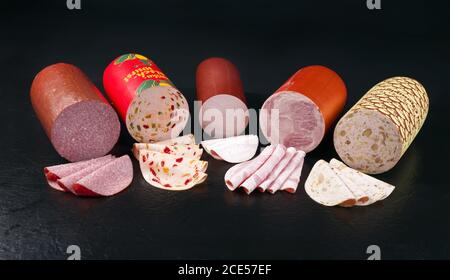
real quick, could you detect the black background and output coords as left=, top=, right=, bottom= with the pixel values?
left=1, top=0, right=450, bottom=259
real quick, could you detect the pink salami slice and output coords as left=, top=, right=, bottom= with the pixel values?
left=44, top=155, right=114, bottom=192
left=280, top=154, right=306, bottom=193
left=71, top=155, right=133, bottom=196
left=57, top=156, right=115, bottom=193
left=132, top=143, right=202, bottom=160
left=201, top=135, right=259, bottom=163
left=224, top=145, right=276, bottom=191
left=257, top=147, right=297, bottom=192
left=267, top=150, right=305, bottom=194
left=240, top=144, right=286, bottom=194
left=139, top=150, right=208, bottom=191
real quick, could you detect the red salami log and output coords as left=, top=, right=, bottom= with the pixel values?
left=103, top=54, right=189, bottom=142
left=260, top=65, right=347, bottom=152
left=30, top=63, right=120, bottom=162
left=196, top=57, right=248, bottom=138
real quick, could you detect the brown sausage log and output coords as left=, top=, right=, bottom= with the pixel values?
left=30, top=63, right=120, bottom=162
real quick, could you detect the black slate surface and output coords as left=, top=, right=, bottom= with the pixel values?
left=1, top=0, right=450, bottom=259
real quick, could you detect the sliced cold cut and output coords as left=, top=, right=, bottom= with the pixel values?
left=103, top=54, right=189, bottom=142
left=257, top=147, right=297, bottom=192
left=196, top=57, right=248, bottom=138
left=224, top=145, right=276, bottom=191
left=240, top=144, right=286, bottom=194
left=329, top=158, right=395, bottom=205
left=71, top=155, right=133, bottom=196
left=157, top=134, right=196, bottom=145
left=31, top=63, right=120, bottom=162
left=267, top=150, right=305, bottom=194
left=139, top=150, right=208, bottom=191
left=280, top=154, right=306, bottom=193
left=57, top=156, right=115, bottom=193
left=201, top=135, right=258, bottom=163
left=333, top=77, right=429, bottom=174
left=44, top=155, right=114, bottom=191
left=260, top=65, right=347, bottom=153
left=304, top=160, right=356, bottom=207
left=132, top=143, right=202, bottom=160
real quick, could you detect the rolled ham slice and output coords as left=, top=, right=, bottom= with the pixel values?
left=44, top=155, right=114, bottom=192
left=280, top=154, right=306, bottom=193
left=139, top=150, right=208, bottom=191
left=71, top=155, right=133, bottom=196
left=57, top=156, right=115, bottom=194
left=257, top=147, right=296, bottom=192
left=329, top=158, right=395, bottom=205
left=304, top=160, right=356, bottom=207
left=224, top=145, right=276, bottom=191
left=240, top=144, right=286, bottom=194
left=201, top=135, right=258, bottom=163
left=267, top=150, right=305, bottom=194
left=132, top=143, right=202, bottom=160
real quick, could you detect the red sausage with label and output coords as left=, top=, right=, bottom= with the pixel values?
left=30, top=63, right=120, bottom=162
left=196, top=57, right=248, bottom=138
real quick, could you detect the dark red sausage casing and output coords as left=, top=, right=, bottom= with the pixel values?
left=196, top=57, right=248, bottom=138
left=30, top=63, right=120, bottom=162
left=260, top=65, right=347, bottom=152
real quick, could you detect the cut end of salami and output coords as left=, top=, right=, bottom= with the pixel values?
left=199, top=94, right=249, bottom=138
left=260, top=92, right=325, bottom=153
left=50, top=100, right=120, bottom=162
left=334, top=108, right=403, bottom=174
left=126, top=86, right=190, bottom=143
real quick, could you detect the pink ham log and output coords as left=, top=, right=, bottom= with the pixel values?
left=240, top=144, right=286, bottom=194
left=57, top=156, right=115, bottom=194
left=280, top=156, right=305, bottom=193
left=267, top=151, right=305, bottom=194
left=224, top=145, right=275, bottom=191
left=257, top=147, right=296, bottom=192
left=71, top=155, right=133, bottom=196
left=44, top=155, right=114, bottom=192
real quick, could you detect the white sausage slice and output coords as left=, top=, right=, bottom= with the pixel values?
left=201, top=135, right=258, bottom=163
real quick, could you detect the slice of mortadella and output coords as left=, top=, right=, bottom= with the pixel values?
left=44, top=155, right=114, bottom=192
left=329, top=158, right=395, bottom=205
left=257, top=147, right=297, bottom=192
left=240, top=144, right=286, bottom=194
left=267, top=150, right=305, bottom=194
left=201, top=135, right=259, bottom=163
left=304, top=160, right=356, bottom=207
left=71, top=155, right=133, bottom=196
left=57, top=156, right=116, bottom=193
left=224, top=145, right=276, bottom=191
left=132, top=143, right=202, bottom=160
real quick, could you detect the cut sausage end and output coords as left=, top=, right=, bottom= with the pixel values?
left=51, top=100, right=120, bottom=162
left=260, top=91, right=325, bottom=153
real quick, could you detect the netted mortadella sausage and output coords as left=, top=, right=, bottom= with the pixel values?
left=30, top=63, right=120, bottom=162
left=260, top=65, right=347, bottom=152
left=196, top=57, right=249, bottom=138
left=333, top=77, right=429, bottom=174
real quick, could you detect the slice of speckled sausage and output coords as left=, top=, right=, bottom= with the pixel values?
left=44, top=155, right=114, bottom=192
left=31, top=63, right=120, bottom=162
left=71, top=155, right=133, bottom=197
left=333, top=77, right=428, bottom=174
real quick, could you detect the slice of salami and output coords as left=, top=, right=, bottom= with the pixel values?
left=44, top=155, right=114, bottom=192
left=139, top=150, right=208, bottom=191
left=126, top=86, right=190, bottom=143
left=224, top=145, right=276, bottom=191
left=240, top=144, right=286, bottom=194
left=31, top=63, right=120, bottom=162
left=201, top=135, right=259, bottom=163
left=267, top=150, right=305, bottom=194
left=258, top=147, right=296, bottom=192
left=71, top=155, right=133, bottom=197
left=57, top=156, right=115, bottom=194
left=132, top=143, right=202, bottom=160
left=304, top=160, right=356, bottom=207
left=329, top=158, right=395, bottom=205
